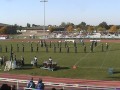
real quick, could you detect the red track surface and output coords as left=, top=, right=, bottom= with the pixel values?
left=0, top=73, right=120, bottom=87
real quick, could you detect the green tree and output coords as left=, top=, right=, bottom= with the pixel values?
left=78, top=22, right=86, bottom=30
left=98, top=21, right=109, bottom=30
left=60, top=22, right=66, bottom=27
left=6, top=26, right=17, bottom=34
left=27, top=23, right=31, bottom=27
left=80, top=22, right=86, bottom=26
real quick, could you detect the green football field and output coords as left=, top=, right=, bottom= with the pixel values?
left=0, top=40, right=120, bottom=80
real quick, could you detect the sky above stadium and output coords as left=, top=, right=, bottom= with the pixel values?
left=0, top=0, right=120, bottom=26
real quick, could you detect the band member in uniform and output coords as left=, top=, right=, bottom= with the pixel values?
left=106, top=43, right=109, bottom=51
left=67, top=46, right=69, bottom=53
left=5, top=45, right=7, bottom=53
left=90, top=45, right=93, bottom=52
left=22, top=44, right=24, bottom=52
left=54, top=44, right=56, bottom=53
left=101, top=43, right=104, bottom=52
left=75, top=46, right=77, bottom=53
left=84, top=45, right=86, bottom=53
left=48, top=57, right=52, bottom=69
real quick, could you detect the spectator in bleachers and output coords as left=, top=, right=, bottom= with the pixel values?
left=0, top=84, right=11, bottom=90
left=35, top=78, right=44, bottom=90
left=51, top=88, right=56, bottom=90
left=27, top=77, right=35, bottom=88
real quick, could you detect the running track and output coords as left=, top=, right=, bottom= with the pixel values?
left=0, top=73, right=120, bottom=87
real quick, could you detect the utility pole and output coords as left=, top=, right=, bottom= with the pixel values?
left=40, top=0, right=48, bottom=33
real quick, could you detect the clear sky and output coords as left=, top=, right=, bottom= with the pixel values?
left=0, top=0, right=120, bottom=26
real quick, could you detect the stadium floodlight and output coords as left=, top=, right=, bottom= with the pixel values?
left=40, top=0, right=48, bottom=33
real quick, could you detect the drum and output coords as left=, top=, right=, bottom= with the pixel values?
left=43, top=61, right=48, bottom=68
left=52, top=63, right=57, bottom=68
left=31, top=60, right=35, bottom=65
left=42, top=61, right=57, bottom=70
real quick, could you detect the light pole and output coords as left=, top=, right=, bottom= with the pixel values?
left=40, top=0, right=48, bottom=33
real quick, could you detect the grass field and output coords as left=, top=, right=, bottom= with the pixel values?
left=0, top=40, right=120, bottom=80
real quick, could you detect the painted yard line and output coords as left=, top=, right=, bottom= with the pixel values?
left=74, top=43, right=101, bottom=66
left=99, top=44, right=112, bottom=69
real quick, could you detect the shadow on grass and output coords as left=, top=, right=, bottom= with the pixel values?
left=54, top=66, right=70, bottom=71
left=90, top=49, right=120, bottom=53
left=107, top=76, right=120, bottom=80
left=107, top=71, right=120, bottom=80
left=15, top=64, right=35, bottom=70
left=109, top=48, right=120, bottom=51
left=58, top=66, right=70, bottom=70
left=113, top=71, right=120, bottom=74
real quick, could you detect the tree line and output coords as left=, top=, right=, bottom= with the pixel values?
left=0, top=25, right=18, bottom=34
left=0, top=21, right=120, bottom=34
left=49, top=21, right=120, bottom=34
